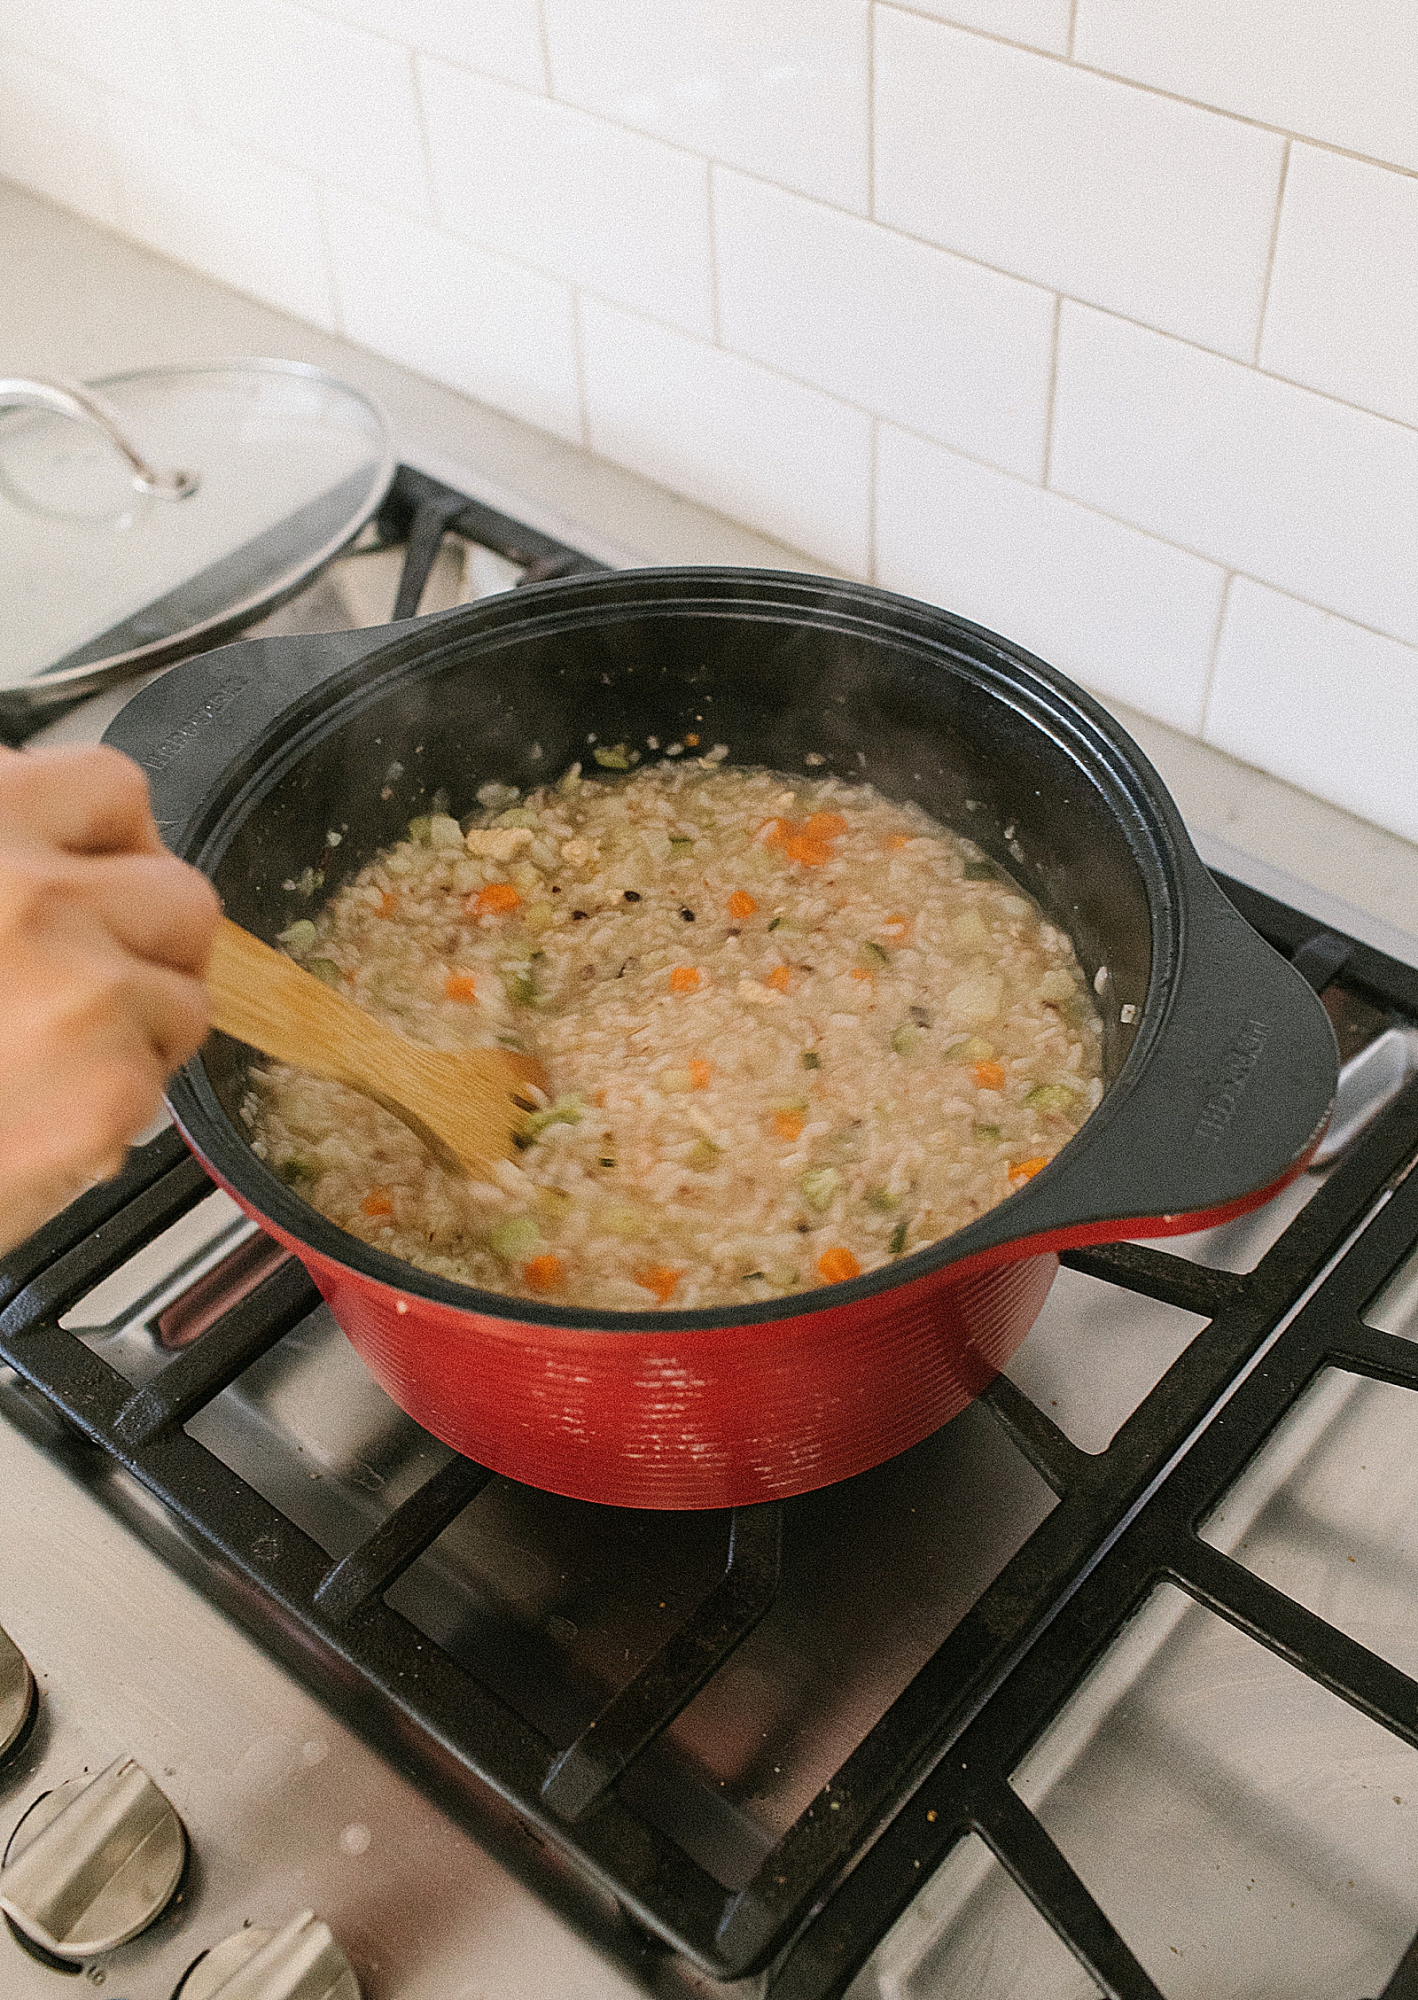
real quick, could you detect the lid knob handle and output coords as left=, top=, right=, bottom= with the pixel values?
left=0, top=375, right=199, bottom=500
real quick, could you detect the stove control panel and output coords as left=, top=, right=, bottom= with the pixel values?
left=0, top=1754, right=186, bottom=1960
left=0, top=1624, right=35, bottom=1766
left=174, top=1910, right=361, bottom=2000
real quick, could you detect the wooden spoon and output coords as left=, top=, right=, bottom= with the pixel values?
left=205, top=917, right=546, bottom=1181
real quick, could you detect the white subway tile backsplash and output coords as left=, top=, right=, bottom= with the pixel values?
left=0, top=43, right=117, bottom=225
left=1074, top=0, right=1418, bottom=177
left=325, top=188, right=581, bottom=441
left=1261, top=146, right=1418, bottom=431
left=714, top=170, right=1054, bottom=479
left=1207, top=578, right=1418, bottom=846
left=875, top=425, right=1225, bottom=733
left=173, top=0, right=429, bottom=213
left=1051, top=303, right=1418, bottom=648
left=305, top=0, right=546, bottom=91
left=874, top=8, right=1284, bottom=360
left=421, top=61, right=713, bottom=337
left=542, top=0, right=870, bottom=213
left=580, top=298, right=871, bottom=573
left=893, top=0, right=1072, bottom=58
left=0, top=0, right=185, bottom=111
left=106, top=112, right=334, bottom=327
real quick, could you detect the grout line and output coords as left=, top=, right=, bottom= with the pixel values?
left=1252, top=137, right=1291, bottom=366
left=877, top=1, right=1418, bottom=185
left=1067, top=0, right=1079, bottom=60
left=570, top=286, right=592, bottom=452
left=868, top=1, right=878, bottom=218
left=867, top=416, right=881, bottom=583
left=313, top=180, right=345, bottom=337
left=1040, top=293, right=1063, bottom=486
left=706, top=165, right=723, bottom=345
left=875, top=409, right=1418, bottom=657
left=408, top=50, right=440, bottom=226
left=535, top=0, right=555, bottom=96
left=1198, top=571, right=1236, bottom=737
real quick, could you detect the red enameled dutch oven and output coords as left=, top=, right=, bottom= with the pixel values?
left=105, top=569, right=1339, bottom=1509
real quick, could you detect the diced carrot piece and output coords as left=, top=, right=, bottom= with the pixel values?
left=773, top=1110, right=805, bottom=1142
left=805, top=811, right=847, bottom=840
left=444, top=973, right=478, bottom=1002
left=783, top=834, right=831, bottom=866
left=886, top=833, right=911, bottom=851
left=765, top=963, right=793, bottom=992
left=759, top=817, right=788, bottom=847
left=471, top=881, right=521, bottom=916
left=973, top=1060, right=1007, bottom=1091
left=849, top=966, right=874, bottom=981
left=635, top=1265, right=683, bottom=1303
left=684, top=733, right=699, bottom=747
left=377, top=890, right=398, bottom=919
left=1010, top=1156, right=1049, bottom=1185
left=523, top=1254, right=565, bottom=1293
left=880, top=912, right=912, bottom=941
left=361, top=1191, right=394, bottom=1218
left=688, top=1058, right=711, bottom=1090
left=727, top=889, right=758, bottom=919
left=669, top=965, right=701, bottom=994
left=817, top=1246, right=861, bottom=1284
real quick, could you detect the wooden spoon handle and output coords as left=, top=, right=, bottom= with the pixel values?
left=205, top=916, right=395, bottom=1085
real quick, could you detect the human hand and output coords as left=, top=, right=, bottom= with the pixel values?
left=0, top=743, right=220, bottom=1256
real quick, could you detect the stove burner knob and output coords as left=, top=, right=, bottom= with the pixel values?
left=0, top=1624, right=36, bottom=1766
left=0, top=1754, right=187, bottom=1960
left=174, top=1910, right=361, bottom=2000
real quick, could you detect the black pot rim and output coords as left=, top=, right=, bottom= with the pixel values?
left=105, top=565, right=1339, bottom=1336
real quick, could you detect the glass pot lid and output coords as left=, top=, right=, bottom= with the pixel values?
left=0, top=359, right=395, bottom=703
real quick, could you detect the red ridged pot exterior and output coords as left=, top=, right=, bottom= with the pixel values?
left=230, top=1193, right=1057, bottom=1508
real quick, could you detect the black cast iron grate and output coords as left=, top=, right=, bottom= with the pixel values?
left=4, top=474, right=1418, bottom=1997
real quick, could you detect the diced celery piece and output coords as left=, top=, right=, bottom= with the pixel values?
left=408, top=815, right=432, bottom=844
left=861, top=939, right=890, bottom=966
left=801, top=1166, right=841, bottom=1211
left=592, top=743, right=631, bottom=770
left=890, top=1023, right=920, bottom=1056
left=489, top=1217, right=543, bottom=1260
left=277, top=919, right=317, bottom=957
left=1026, top=1083, right=1076, bottom=1112
left=802, top=1050, right=821, bottom=1069
left=866, top=1187, right=897, bottom=1213
left=688, top=1138, right=721, bottom=1171
left=890, top=1220, right=908, bottom=1255
left=306, top=958, right=342, bottom=986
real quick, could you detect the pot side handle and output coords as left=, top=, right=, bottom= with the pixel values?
left=102, top=623, right=400, bottom=848
left=1014, top=862, right=1340, bottom=1242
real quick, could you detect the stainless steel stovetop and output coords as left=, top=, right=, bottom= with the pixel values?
left=4, top=469, right=1418, bottom=2000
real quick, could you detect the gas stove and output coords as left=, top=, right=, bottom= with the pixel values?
left=3, top=465, right=1418, bottom=2000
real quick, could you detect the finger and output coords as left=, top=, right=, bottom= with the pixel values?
left=32, top=947, right=212, bottom=1079
left=0, top=1043, right=166, bottom=1250
left=57, top=851, right=221, bottom=976
left=0, top=744, right=163, bottom=855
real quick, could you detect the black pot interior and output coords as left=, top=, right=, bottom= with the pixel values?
left=196, top=591, right=1159, bottom=1137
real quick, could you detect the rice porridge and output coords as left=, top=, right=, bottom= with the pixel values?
left=246, top=757, right=1103, bottom=1310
